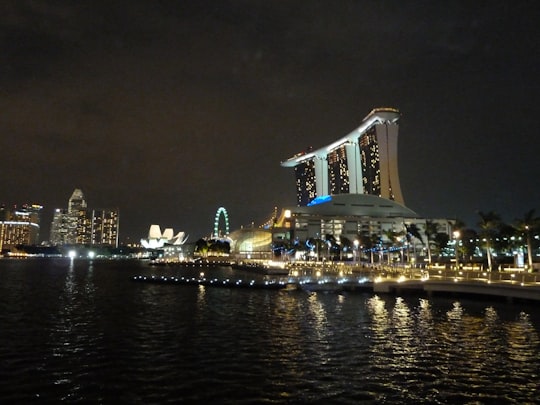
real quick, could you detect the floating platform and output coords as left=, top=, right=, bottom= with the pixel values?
left=131, top=275, right=288, bottom=290
left=149, top=260, right=231, bottom=267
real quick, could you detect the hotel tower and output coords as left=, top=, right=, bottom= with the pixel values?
left=281, top=108, right=404, bottom=207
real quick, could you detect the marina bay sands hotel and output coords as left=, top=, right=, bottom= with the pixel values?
left=230, top=107, right=454, bottom=259
left=281, top=107, right=404, bottom=207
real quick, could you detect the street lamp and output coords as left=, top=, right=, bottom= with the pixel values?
left=525, top=225, right=533, bottom=271
left=396, top=236, right=404, bottom=266
left=354, top=240, right=359, bottom=265
left=453, top=230, right=460, bottom=270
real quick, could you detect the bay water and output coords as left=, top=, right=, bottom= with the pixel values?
left=1, top=258, right=539, bottom=403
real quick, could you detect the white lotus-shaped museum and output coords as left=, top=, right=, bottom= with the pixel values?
left=140, top=225, right=188, bottom=249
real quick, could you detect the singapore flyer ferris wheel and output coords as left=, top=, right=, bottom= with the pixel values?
left=213, top=207, right=230, bottom=238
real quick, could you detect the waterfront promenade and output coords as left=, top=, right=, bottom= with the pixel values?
left=139, top=259, right=540, bottom=302
left=286, top=262, right=540, bottom=302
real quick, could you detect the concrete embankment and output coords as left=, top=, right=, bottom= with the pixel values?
left=364, top=279, right=540, bottom=302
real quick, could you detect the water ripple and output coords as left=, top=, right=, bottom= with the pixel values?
left=0, top=259, right=539, bottom=403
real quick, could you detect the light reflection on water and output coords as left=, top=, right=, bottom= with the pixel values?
left=0, top=259, right=539, bottom=403
left=364, top=294, right=540, bottom=403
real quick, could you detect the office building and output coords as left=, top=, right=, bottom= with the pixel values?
left=91, top=209, right=119, bottom=246
left=0, top=204, right=43, bottom=251
left=49, top=189, right=119, bottom=247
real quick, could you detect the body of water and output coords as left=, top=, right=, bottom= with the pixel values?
left=0, top=258, right=539, bottom=403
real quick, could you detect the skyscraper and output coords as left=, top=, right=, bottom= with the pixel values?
left=68, top=188, right=92, bottom=244
left=327, top=145, right=349, bottom=195
left=281, top=108, right=404, bottom=206
left=49, top=208, right=71, bottom=246
left=68, top=188, right=87, bottom=213
left=91, top=209, right=119, bottom=246
left=294, top=160, right=317, bottom=207
left=0, top=204, right=43, bottom=251
left=50, top=189, right=119, bottom=247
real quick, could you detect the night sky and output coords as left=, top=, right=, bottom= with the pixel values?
left=1, top=1, right=539, bottom=244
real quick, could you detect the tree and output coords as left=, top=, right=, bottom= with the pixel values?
left=357, top=232, right=380, bottom=264
left=339, top=236, right=353, bottom=261
left=324, top=234, right=342, bottom=261
left=424, top=220, right=439, bottom=266
left=406, top=223, right=424, bottom=243
left=194, top=238, right=209, bottom=257
left=291, top=237, right=306, bottom=260
left=452, top=219, right=467, bottom=266
left=405, top=223, right=424, bottom=265
left=433, top=232, right=450, bottom=258
left=494, top=223, right=517, bottom=256
left=383, top=229, right=403, bottom=264
left=514, top=209, right=540, bottom=271
left=477, top=211, right=502, bottom=271
left=460, top=228, right=478, bottom=263
left=271, top=239, right=289, bottom=258
left=306, top=237, right=325, bottom=261
left=370, top=233, right=382, bottom=264
left=210, top=239, right=230, bottom=255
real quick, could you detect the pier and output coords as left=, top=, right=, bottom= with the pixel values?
left=133, top=262, right=540, bottom=302
left=288, top=264, right=540, bottom=301
left=131, top=274, right=288, bottom=289
left=298, top=265, right=540, bottom=301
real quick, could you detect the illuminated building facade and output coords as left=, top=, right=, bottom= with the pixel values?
left=328, top=145, right=349, bottom=195
left=91, top=209, right=120, bottom=246
left=0, top=204, right=43, bottom=252
left=227, top=107, right=460, bottom=263
left=140, top=225, right=188, bottom=249
left=67, top=188, right=92, bottom=244
left=275, top=194, right=421, bottom=241
left=49, top=189, right=119, bottom=247
left=270, top=194, right=455, bottom=264
left=360, top=128, right=380, bottom=195
left=49, top=208, right=70, bottom=245
left=294, top=160, right=317, bottom=207
left=282, top=108, right=404, bottom=206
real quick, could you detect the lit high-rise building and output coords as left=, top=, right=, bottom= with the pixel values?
left=0, top=204, right=43, bottom=251
left=49, top=208, right=70, bottom=246
left=281, top=108, right=404, bottom=206
left=68, top=188, right=87, bottom=213
left=328, top=145, right=349, bottom=195
left=49, top=189, right=119, bottom=247
left=294, top=160, right=317, bottom=207
left=91, top=209, right=119, bottom=246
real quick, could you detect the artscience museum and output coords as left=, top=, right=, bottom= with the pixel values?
left=140, top=225, right=188, bottom=249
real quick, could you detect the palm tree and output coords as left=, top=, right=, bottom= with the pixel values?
left=195, top=238, right=210, bottom=257
left=339, top=236, right=353, bottom=261
left=477, top=211, right=501, bottom=271
left=451, top=219, right=466, bottom=267
left=383, top=229, right=403, bottom=265
left=359, top=232, right=381, bottom=264
left=433, top=232, right=450, bottom=258
left=460, top=227, right=479, bottom=264
left=515, top=209, right=540, bottom=271
left=370, top=233, right=383, bottom=264
left=306, top=237, right=325, bottom=261
left=324, top=234, right=339, bottom=261
left=405, top=223, right=424, bottom=266
left=424, top=220, right=439, bottom=266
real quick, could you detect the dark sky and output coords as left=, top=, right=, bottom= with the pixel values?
left=1, top=1, right=539, bottom=243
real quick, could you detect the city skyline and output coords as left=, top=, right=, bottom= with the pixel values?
left=49, top=188, right=119, bottom=247
left=1, top=1, right=539, bottom=241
